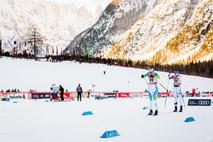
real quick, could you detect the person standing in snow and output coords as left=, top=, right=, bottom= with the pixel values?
left=50, top=87, right=56, bottom=101
left=59, top=85, right=64, bottom=101
left=169, top=71, right=183, bottom=112
left=87, top=89, right=92, bottom=98
left=141, top=68, right=160, bottom=116
left=0, top=39, right=2, bottom=55
left=76, top=84, right=83, bottom=101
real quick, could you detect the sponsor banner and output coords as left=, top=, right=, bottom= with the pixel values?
left=104, top=93, right=117, bottom=98
left=159, top=92, right=171, bottom=97
left=10, top=95, right=24, bottom=99
left=64, top=92, right=74, bottom=100
left=129, top=92, right=144, bottom=97
left=188, top=99, right=211, bottom=106
left=31, top=92, right=50, bottom=99
left=118, top=93, right=130, bottom=98
left=1, top=98, right=10, bottom=101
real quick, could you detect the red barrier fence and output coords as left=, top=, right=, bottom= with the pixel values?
left=0, top=91, right=170, bottom=98
left=1, top=91, right=212, bottom=99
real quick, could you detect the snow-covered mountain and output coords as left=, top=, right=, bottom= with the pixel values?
left=63, top=0, right=158, bottom=56
left=64, top=0, right=213, bottom=65
left=0, top=0, right=110, bottom=54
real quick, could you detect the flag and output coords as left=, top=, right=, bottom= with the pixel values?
left=0, top=39, right=2, bottom=54
left=19, top=41, right=22, bottom=52
left=46, top=46, right=49, bottom=55
left=52, top=47, right=54, bottom=54
left=13, top=40, right=17, bottom=48
left=56, top=46, right=58, bottom=55
left=0, top=39, right=2, bottom=49
left=8, top=39, right=17, bottom=48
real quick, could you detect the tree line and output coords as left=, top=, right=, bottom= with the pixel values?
left=0, top=53, right=212, bottom=78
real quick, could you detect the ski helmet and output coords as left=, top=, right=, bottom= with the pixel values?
left=174, top=71, right=179, bottom=76
left=149, top=68, right=154, bottom=73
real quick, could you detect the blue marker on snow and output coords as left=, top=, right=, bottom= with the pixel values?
left=82, top=111, right=94, bottom=116
left=101, top=130, right=120, bottom=138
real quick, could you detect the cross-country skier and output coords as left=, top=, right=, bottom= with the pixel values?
left=168, top=71, right=183, bottom=112
left=141, top=68, right=160, bottom=116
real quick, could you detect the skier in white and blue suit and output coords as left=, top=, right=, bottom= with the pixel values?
left=169, top=71, right=183, bottom=112
left=141, top=68, right=160, bottom=116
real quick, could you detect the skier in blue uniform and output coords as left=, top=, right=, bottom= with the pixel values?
left=141, top=68, right=160, bottom=116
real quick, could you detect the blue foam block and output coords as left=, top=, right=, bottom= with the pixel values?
left=184, top=117, right=195, bottom=122
left=82, top=111, right=93, bottom=116
left=101, top=130, right=120, bottom=138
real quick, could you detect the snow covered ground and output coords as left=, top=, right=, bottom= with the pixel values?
left=0, top=57, right=213, bottom=142
left=0, top=57, right=212, bottom=92
left=0, top=97, right=213, bottom=142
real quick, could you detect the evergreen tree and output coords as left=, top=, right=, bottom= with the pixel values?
left=27, top=26, right=46, bottom=58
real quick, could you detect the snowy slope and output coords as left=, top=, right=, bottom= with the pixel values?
left=0, top=57, right=212, bottom=92
left=0, top=97, right=213, bottom=142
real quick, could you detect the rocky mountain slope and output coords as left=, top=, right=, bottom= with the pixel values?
left=63, top=0, right=159, bottom=55
left=64, top=0, right=213, bottom=65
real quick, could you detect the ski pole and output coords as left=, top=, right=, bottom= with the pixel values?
left=142, top=78, right=149, bottom=93
left=164, top=94, right=168, bottom=108
left=180, top=88, right=186, bottom=107
left=154, top=78, right=169, bottom=107
left=167, top=72, right=171, bottom=91
left=165, top=73, right=171, bottom=107
left=143, top=78, right=149, bottom=86
left=155, top=79, right=168, bottom=92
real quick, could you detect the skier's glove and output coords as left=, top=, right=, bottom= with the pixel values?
left=141, top=75, right=145, bottom=78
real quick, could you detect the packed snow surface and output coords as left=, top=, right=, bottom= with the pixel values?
left=0, top=97, right=213, bottom=142
left=0, top=57, right=213, bottom=142
left=0, top=57, right=212, bottom=92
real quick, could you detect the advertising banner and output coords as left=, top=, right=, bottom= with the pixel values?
left=117, top=93, right=130, bottom=98
left=188, top=99, right=211, bottom=106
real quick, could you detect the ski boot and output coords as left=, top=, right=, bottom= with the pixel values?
left=153, top=110, right=158, bottom=116
left=173, top=106, right=178, bottom=112
left=148, top=110, right=153, bottom=115
left=179, top=105, right=183, bottom=112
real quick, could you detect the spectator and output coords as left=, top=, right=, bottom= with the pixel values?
left=87, top=90, right=92, bottom=98
left=76, top=84, right=83, bottom=101
left=50, top=87, right=57, bottom=101
left=59, top=85, right=64, bottom=101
